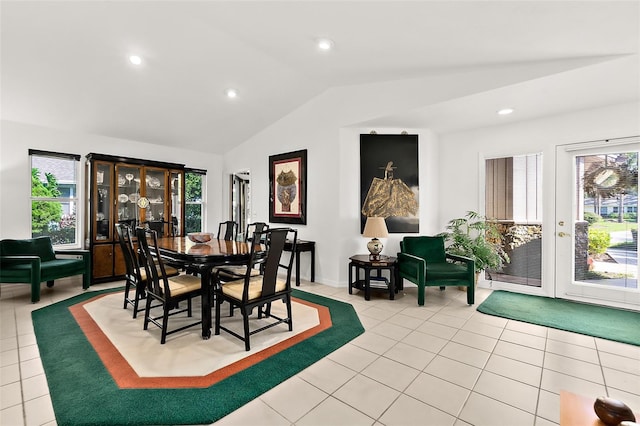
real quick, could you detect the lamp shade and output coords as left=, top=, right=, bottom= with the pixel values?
left=363, top=217, right=389, bottom=238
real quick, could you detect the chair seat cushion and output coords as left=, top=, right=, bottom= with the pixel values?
left=222, top=276, right=287, bottom=301
left=139, top=265, right=180, bottom=282
left=167, top=274, right=201, bottom=297
left=214, top=265, right=261, bottom=281
left=426, top=262, right=468, bottom=279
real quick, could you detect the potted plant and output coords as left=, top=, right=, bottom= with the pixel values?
left=438, top=211, right=509, bottom=286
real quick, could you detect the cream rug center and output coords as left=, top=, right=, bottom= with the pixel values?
left=83, top=292, right=321, bottom=377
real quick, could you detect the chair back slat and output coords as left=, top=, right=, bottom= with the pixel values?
left=245, top=222, right=269, bottom=242
left=115, top=223, right=138, bottom=279
left=136, top=227, right=170, bottom=298
left=218, top=221, right=238, bottom=241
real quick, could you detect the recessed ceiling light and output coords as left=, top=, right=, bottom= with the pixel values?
left=226, top=88, right=238, bottom=99
left=129, top=55, right=142, bottom=65
left=497, top=108, right=514, bottom=115
left=317, top=38, right=333, bottom=51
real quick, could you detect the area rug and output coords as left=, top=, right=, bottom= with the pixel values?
left=32, top=287, right=364, bottom=425
left=477, top=290, right=640, bottom=346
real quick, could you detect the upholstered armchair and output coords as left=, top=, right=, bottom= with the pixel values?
left=397, top=236, right=475, bottom=306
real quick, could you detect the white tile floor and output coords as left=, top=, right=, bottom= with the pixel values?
left=1, top=276, right=639, bottom=426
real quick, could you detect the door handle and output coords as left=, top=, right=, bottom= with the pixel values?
left=557, top=232, right=571, bottom=237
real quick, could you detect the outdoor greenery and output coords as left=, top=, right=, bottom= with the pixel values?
left=438, top=211, right=510, bottom=273
left=31, top=168, right=62, bottom=233
left=31, top=168, right=76, bottom=244
left=588, top=228, right=611, bottom=256
left=185, top=172, right=203, bottom=233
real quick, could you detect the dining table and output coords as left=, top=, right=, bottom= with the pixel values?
left=153, top=236, right=262, bottom=339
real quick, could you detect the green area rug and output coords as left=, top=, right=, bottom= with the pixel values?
left=477, top=290, right=640, bottom=346
left=33, top=288, right=364, bottom=425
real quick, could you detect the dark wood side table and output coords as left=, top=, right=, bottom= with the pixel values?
left=284, top=240, right=316, bottom=286
left=348, top=254, right=398, bottom=301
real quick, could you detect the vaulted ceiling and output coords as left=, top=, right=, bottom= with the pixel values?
left=2, top=1, right=638, bottom=154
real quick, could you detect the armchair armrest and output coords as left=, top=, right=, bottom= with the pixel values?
left=1, top=255, right=41, bottom=267
left=397, top=252, right=426, bottom=281
left=446, top=253, right=475, bottom=273
left=54, top=249, right=90, bottom=257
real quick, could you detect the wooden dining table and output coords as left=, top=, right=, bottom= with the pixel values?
left=153, top=237, right=261, bottom=339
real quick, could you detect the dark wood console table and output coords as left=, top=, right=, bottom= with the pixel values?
left=285, top=239, right=315, bottom=286
left=348, top=254, right=398, bottom=300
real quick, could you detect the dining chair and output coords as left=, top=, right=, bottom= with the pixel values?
left=115, top=223, right=179, bottom=318
left=214, top=222, right=270, bottom=282
left=217, top=221, right=238, bottom=241
left=213, top=228, right=296, bottom=351
left=136, top=227, right=203, bottom=344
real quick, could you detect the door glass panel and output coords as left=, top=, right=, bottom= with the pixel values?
left=486, top=153, right=543, bottom=287
left=170, top=171, right=183, bottom=236
left=144, top=168, right=167, bottom=234
left=116, top=165, right=142, bottom=225
left=95, top=163, right=111, bottom=241
left=575, top=152, right=638, bottom=289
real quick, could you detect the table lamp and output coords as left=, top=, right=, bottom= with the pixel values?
left=363, top=217, right=388, bottom=260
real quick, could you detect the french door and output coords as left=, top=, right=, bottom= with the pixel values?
left=555, top=139, right=640, bottom=310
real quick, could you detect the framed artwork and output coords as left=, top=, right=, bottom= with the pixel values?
left=269, top=149, right=307, bottom=224
left=360, top=134, right=419, bottom=233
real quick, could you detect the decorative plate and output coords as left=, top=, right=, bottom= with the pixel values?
left=117, top=175, right=126, bottom=186
left=137, top=197, right=150, bottom=209
left=146, top=177, right=161, bottom=189
left=118, top=194, right=129, bottom=203
left=128, top=193, right=140, bottom=203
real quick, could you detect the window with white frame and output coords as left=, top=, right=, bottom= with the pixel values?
left=30, top=150, right=80, bottom=247
left=185, top=169, right=205, bottom=233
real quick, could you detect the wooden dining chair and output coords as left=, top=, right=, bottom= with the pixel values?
left=136, top=227, right=203, bottom=344
left=213, top=228, right=296, bottom=351
left=214, top=222, right=270, bottom=283
left=217, top=221, right=238, bottom=241
left=115, top=223, right=179, bottom=318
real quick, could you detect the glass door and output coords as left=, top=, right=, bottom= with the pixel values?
left=555, top=140, right=639, bottom=309
left=94, top=161, right=112, bottom=242
left=143, top=167, right=169, bottom=236
left=115, top=164, right=143, bottom=228
left=170, top=170, right=184, bottom=236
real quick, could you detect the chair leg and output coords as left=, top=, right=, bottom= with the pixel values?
left=143, top=296, right=152, bottom=330
left=243, top=311, right=251, bottom=351
left=46, top=280, right=54, bottom=288
left=123, top=280, right=132, bottom=309
left=160, top=307, right=170, bottom=344
left=214, top=298, right=221, bottom=335
left=286, top=297, right=293, bottom=331
left=418, top=283, right=425, bottom=306
left=467, top=283, right=475, bottom=305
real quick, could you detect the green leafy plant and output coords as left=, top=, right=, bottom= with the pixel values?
left=438, top=211, right=509, bottom=273
left=588, top=228, right=610, bottom=256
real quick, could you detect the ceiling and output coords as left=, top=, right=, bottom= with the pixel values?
left=2, top=1, right=639, bottom=154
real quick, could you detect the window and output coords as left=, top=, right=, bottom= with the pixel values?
left=485, top=153, right=543, bottom=287
left=30, top=150, right=80, bottom=247
left=185, top=169, right=205, bottom=233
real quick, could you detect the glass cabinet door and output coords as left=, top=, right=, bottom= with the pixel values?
left=170, top=170, right=184, bottom=236
left=115, top=164, right=143, bottom=226
left=144, top=167, right=168, bottom=235
left=94, top=162, right=112, bottom=241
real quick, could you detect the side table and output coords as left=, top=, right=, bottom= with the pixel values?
left=284, top=240, right=315, bottom=287
left=348, top=254, right=398, bottom=301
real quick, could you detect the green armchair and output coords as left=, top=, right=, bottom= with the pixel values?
left=397, top=236, right=475, bottom=306
left=0, top=236, right=91, bottom=303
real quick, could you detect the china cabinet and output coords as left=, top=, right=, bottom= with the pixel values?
left=86, top=153, right=185, bottom=282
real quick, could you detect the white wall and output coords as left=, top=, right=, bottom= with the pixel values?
left=0, top=120, right=222, bottom=241
left=439, top=101, right=640, bottom=295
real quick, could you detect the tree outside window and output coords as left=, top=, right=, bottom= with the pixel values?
left=185, top=171, right=204, bottom=233
left=30, top=151, right=79, bottom=246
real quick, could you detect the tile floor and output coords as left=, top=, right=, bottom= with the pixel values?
left=1, top=276, right=639, bottom=426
